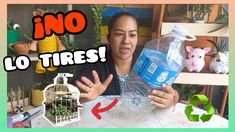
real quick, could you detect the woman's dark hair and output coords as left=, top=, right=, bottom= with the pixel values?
left=107, top=12, right=138, bottom=37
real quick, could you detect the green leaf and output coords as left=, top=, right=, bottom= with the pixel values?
left=208, top=24, right=227, bottom=33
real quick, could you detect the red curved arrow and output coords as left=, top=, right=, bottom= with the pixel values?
left=92, top=98, right=118, bottom=120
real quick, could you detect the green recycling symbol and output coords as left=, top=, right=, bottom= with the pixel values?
left=184, top=94, right=215, bottom=122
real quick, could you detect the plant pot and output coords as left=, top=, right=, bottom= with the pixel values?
left=9, top=42, right=31, bottom=55
left=7, top=30, right=19, bottom=55
left=29, top=41, right=37, bottom=52
left=38, top=34, right=57, bottom=53
left=32, top=89, right=44, bottom=106
left=193, top=20, right=205, bottom=23
left=35, top=60, right=57, bottom=73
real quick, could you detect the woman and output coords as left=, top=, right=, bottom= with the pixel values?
left=73, top=12, right=181, bottom=108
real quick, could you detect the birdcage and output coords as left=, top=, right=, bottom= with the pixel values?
left=43, top=73, right=82, bottom=126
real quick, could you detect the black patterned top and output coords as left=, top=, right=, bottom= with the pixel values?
left=118, top=75, right=128, bottom=94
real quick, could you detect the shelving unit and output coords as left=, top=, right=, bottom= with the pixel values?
left=157, top=5, right=229, bottom=117
left=161, top=22, right=228, bottom=37
left=13, top=53, right=38, bottom=61
left=160, top=22, right=228, bottom=86
left=174, top=72, right=228, bottom=86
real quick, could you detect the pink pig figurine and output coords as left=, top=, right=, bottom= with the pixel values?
left=185, top=46, right=211, bottom=72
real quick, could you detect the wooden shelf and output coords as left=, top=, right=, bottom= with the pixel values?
left=7, top=98, right=29, bottom=112
left=161, top=22, right=229, bottom=86
left=174, top=72, right=228, bottom=86
left=161, top=22, right=228, bottom=37
left=13, top=53, right=38, bottom=61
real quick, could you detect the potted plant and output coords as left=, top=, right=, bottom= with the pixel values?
left=208, top=7, right=228, bottom=33
left=175, top=84, right=204, bottom=104
left=7, top=18, right=33, bottom=55
left=32, top=81, right=51, bottom=106
left=58, top=34, right=77, bottom=51
left=207, top=39, right=228, bottom=74
left=24, top=8, right=65, bottom=53
left=7, top=18, right=20, bottom=55
left=90, top=5, right=107, bottom=46
left=193, top=4, right=213, bottom=23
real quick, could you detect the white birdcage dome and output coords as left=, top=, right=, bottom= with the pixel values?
left=42, top=73, right=82, bottom=126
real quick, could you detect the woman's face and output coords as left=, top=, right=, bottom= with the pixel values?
left=108, top=16, right=138, bottom=61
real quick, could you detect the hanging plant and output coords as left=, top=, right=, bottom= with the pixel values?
left=193, top=4, right=213, bottom=23
left=208, top=7, right=228, bottom=33
left=33, top=8, right=59, bottom=16
left=90, top=5, right=107, bottom=46
left=25, top=8, right=78, bottom=51
left=7, top=18, right=20, bottom=54
left=207, top=39, right=227, bottom=56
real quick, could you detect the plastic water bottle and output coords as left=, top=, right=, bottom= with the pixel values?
left=120, top=25, right=196, bottom=113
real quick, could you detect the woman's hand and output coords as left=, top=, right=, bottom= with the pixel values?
left=76, top=70, right=113, bottom=101
left=148, top=84, right=179, bottom=109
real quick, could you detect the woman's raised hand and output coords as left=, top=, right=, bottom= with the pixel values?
left=76, top=70, right=113, bottom=101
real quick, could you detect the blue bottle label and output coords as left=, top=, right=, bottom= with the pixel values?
left=133, top=48, right=180, bottom=88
